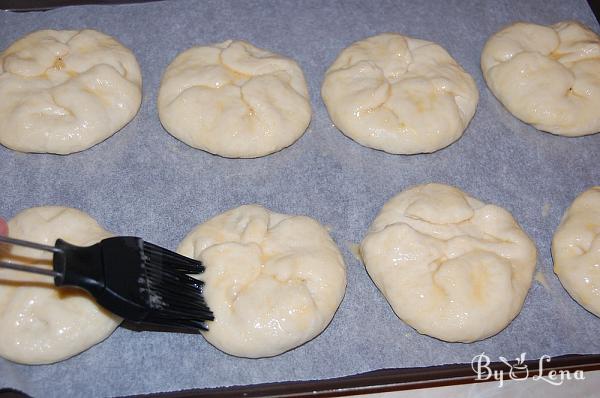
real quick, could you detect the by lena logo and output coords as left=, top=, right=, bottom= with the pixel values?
left=471, top=353, right=585, bottom=387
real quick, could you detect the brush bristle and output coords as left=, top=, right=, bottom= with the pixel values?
left=142, top=241, right=204, bottom=273
left=139, top=242, right=213, bottom=329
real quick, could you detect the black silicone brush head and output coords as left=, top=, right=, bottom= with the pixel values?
left=139, top=241, right=213, bottom=330
left=54, top=237, right=214, bottom=331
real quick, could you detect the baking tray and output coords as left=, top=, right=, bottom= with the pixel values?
left=0, top=0, right=158, bottom=11
left=0, top=0, right=599, bottom=396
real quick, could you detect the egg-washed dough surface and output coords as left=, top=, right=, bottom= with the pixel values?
left=0, top=29, right=142, bottom=154
left=0, top=207, right=122, bottom=365
left=321, top=33, right=479, bottom=154
left=360, top=183, right=537, bottom=342
left=158, top=40, right=312, bottom=158
left=177, top=205, right=346, bottom=358
left=552, top=187, right=600, bottom=317
left=481, top=21, right=600, bottom=137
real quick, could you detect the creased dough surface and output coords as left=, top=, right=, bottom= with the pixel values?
left=553, top=187, right=600, bottom=317
left=177, top=205, right=346, bottom=358
left=158, top=40, right=311, bottom=158
left=360, top=183, right=537, bottom=342
left=0, top=29, right=142, bottom=154
left=321, top=33, right=478, bottom=154
left=481, top=21, right=600, bottom=136
left=0, top=207, right=121, bottom=365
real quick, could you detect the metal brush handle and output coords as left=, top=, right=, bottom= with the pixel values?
left=0, top=235, right=63, bottom=278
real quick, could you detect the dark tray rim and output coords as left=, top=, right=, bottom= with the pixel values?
left=1, top=0, right=160, bottom=11
left=138, top=354, right=600, bottom=397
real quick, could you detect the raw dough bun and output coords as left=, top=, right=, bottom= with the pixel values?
left=158, top=40, right=311, bottom=158
left=360, top=183, right=537, bottom=342
left=481, top=21, right=600, bottom=136
left=0, top=207, right=122, bottom=364
left=321, top=33, right=478, bottom=154
left=552, top=187, right=600, bottom=317
left=0, top=29, right=142, bottom=154
left=177, top=205, right=346, bottom=357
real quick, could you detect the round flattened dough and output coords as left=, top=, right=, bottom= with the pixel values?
left=0, top=29, right=142, bottom=154
left=158, top=40, right=312, bottom=158
left=0, top=207, right=122, bottom=364
left=321, top=33, right=479, bottom=154
left=360, top=183, right=537, bottom=342
left=481, top=21, right=600, bottom=136
left=552, top=187, right=600, bottom=317
left=177, top=205, right=346, bottom=357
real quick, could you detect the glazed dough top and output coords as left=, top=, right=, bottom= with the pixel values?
left=552, top=187, right=600, bottom=317
left=360, top=184, right=537, bottom=342
left=0, top=207, right=122, bottom=365
left=177, top=205, right=346, bottom=358
left=158, top=40, right=311, bottom=158
left=481, top=21, right=600, bottom=136
left=0, top=29, right=142, bottom=154
left=321, top=33, right=479, bottom=154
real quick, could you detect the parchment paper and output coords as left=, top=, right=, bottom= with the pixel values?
left=0, top=0, right=599, bottom=396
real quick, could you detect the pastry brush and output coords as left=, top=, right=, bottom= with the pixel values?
left=0, top=235, right=213, bottom=331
